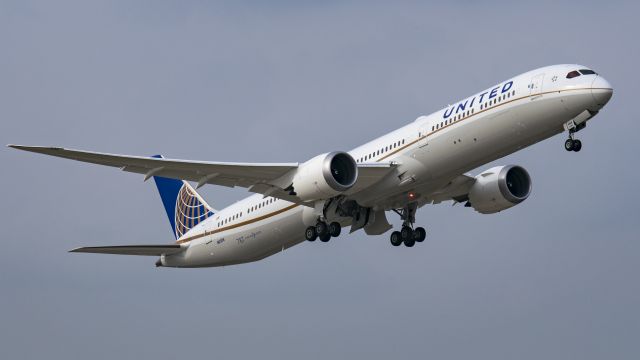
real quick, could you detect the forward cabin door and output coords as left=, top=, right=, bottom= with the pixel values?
left=529, top=73, right=544, bottom=99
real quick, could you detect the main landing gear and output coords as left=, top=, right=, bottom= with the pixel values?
left=390, top=203, right=427, bottom=247
left=305, top=221, right=342, bottom=243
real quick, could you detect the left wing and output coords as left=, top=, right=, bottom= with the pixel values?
left=9, top=145, right=394, bottom=203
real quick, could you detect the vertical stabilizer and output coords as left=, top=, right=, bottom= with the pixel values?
left=150, top=155, right=216, bottom=240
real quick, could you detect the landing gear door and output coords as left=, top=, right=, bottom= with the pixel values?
left=529, top=73, right=544, bottom=99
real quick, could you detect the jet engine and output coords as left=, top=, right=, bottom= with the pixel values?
left=468, top=165, right=532, bottom=214
left=289, top=151, right=358, bottom=201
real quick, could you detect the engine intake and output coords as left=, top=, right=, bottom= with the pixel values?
left=290, top=151, right=358, bottom=201
left=468, top=165, right=532, bottom=214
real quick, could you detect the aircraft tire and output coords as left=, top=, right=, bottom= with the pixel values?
left=401, top=226, right=413, bottom=241
left=573, top=139, right=582, bottom=152
left=328, top=222, right=341, bottom=237
left=305, top=226, right=317, bottom=241
left=316, top=222, right=328, bottom=237
left=404, top=238, right=416, bottom=247
left=413, top=227, right=426, bottom=242
left=390, top=231, right=403, bottom=246
left=564, top=139, right=574, bottom=151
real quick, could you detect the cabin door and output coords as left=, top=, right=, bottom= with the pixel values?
left=529, top=73, right=544, bottom=98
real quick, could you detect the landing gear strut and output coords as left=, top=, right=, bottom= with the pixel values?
left=390, top=203, right=427, bottom=247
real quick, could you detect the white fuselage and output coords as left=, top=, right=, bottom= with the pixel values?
left=162, top=64, right=613, bottom=267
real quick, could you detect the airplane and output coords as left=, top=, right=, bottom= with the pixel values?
left=9, top=64, right=613, bottom=268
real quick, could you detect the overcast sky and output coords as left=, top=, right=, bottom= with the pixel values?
left=1, top=1, right=639, bottom=359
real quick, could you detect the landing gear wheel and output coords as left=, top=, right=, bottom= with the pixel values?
left=564, top=138, right=575, bottom=151
left=390, top=231, right=403, bottom=246
left=319, top=233, right=331, bottom=242
left=328, top=222, right=341, bottom=237
left=400, top=226, right=413, bottom=241
left=315, top=222, right=328, bottom=238
left=404, top=238, right=416, bottom=247
left=572, top=139, right=582, bottom=152
left=413, top=227, right=426, bottom=242
left=305, top=226, right=317, bottom=241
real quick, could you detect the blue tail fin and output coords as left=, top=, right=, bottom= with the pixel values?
left=151, top=156, right=215, bottom=239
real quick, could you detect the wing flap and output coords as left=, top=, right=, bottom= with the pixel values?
left=69, top=245, right=184, bottom=256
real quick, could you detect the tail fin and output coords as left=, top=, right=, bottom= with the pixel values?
left=151, top=156, right=216, bottom=240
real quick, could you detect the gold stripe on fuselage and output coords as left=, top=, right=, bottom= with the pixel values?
left=176, top=204, right=299, bottom=244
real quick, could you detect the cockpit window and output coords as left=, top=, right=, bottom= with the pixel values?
left=579, top=69, right=597, bottom=75
left=566, top=71, right=581, bottom=79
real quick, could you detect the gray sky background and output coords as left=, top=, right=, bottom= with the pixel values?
left=1, top=1, right=639, bottom=359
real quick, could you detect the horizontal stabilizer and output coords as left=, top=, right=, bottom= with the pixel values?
left=69, top=245, right=183, bottom=256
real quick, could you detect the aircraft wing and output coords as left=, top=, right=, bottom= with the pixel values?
left=69, top=245, right=183, bottom=256
left=9, top=145, right=395, bottom=203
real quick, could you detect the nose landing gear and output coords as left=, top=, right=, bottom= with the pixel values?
left=563, top=119, right=585, bottom=152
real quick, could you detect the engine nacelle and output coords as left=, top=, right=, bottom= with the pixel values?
left=290, top=151, right=358, bottom=201
left=468, top=165, right=532, bottom=214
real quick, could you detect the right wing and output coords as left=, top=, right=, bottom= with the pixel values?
left=69, top=245, right=183, bottom=256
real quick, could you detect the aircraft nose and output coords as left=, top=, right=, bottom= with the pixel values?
left=591, top=75, right=613, bottom=109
